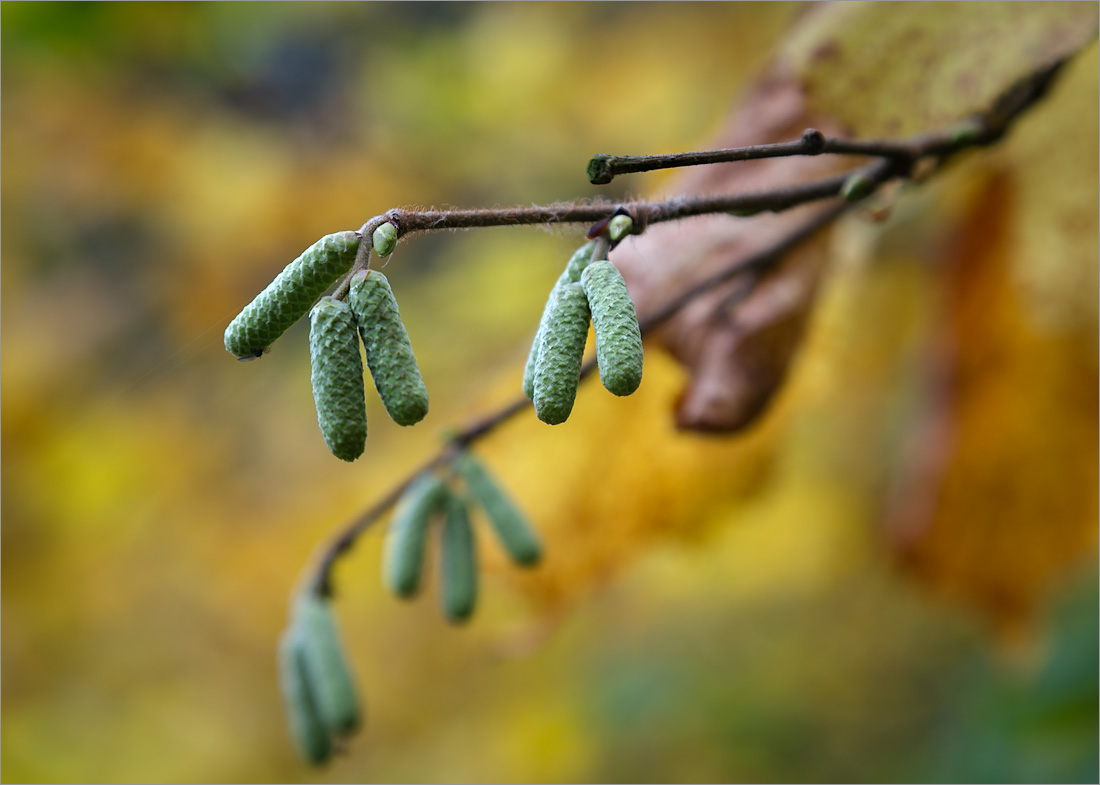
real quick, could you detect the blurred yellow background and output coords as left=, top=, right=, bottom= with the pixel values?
left=2, top=4, right=1096, bottom=783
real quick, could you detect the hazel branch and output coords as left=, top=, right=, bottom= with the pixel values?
left=309, top=200, right=847, bottom=597
left=327, top=160, right=890, bottom=309
left=585, top=54, right=1069, bottom=185
left=305, top=52, right=1076, bottom=597
left=585, top=126, right=980, bottom=184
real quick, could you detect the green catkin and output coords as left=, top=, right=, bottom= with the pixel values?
left=532, top=282, right=591, bottom=425
left=278, top=627, right=333, bottom=765
left=453, top=452, right=541, bottom=566
left=581, top=260, right=643, bottom=397
left=384, top=473, right=448, bottom=597
left=294, top=593, right=361, bottom=736
left=224, top=231, right=360, bottom=359
left=439, top=491, right=478, bottom=623
left=309, top=297, right=367, bottom=462
left=347, top=270, right=430, bottom=427
left=522, top=242, right=595, bottom=400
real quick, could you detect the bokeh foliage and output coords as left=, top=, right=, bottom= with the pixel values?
left=2, top=3, right=1096, bottom=782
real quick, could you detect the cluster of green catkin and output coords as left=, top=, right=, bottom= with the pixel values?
left=223, top=228, right=429, bottom=462
left=384, top=451, right=542, bottom=623
left=523, top=226, right=644, bottom=424
left=278, top=449, right=538, bottom=764
left=278, top=591, right=360, bottom=765
left=235, top=223, right=641, bottom=766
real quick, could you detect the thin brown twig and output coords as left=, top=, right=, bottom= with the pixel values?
left=374, top=163, right=877, bottom=240
left=584, top=55, right=1070, bottom=186
left=584, top=123, right=988, bottom=184
left=326, top=162, right=882, bottom=310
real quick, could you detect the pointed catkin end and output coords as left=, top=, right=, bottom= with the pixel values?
left=388, top=386, right=430, bottom=428
left=534, top=393, right=575, bottom=426
left=601, top=359, right=643, bottom=398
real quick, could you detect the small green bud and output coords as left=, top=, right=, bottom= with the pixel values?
left=278, top=627, right=333, bottom=765
left=348, top=270, right=429, bottom=427
left=439, top=490, right=477, bottom=623
left=384, top=473, right=448, bottom=597
left=581, top=261, right=643, bottom=397
left=294, top=592, right=361, bottom=736
left=310, top=297, right=367, bottom=462
left=949, top=118, right=984, bottom=146
left=372, top=222, right=398, bottom=257
left=532, top=282, right=591, bottom=425
left=453, top=452, right=540, bottom=566
left=840, top=172, right=873, bottom=201
left=608, top=215, right=634, bottom=243
left=224, top=231, right=360, bottom=359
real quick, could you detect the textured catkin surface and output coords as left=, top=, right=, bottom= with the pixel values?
left=439, top=492, right=477, bottom=623
left=582, top=260, right=643, bottom=396
left=309, top=298, right=367, bottom=462
left=533, top=282, right=591, bottom=425
left=384, top=473, right=448, bottom=597
left=523, top=242, right=595, bottom=399
left=453, top=452, right=541, bottom=566
left=224, top=231, right=360, bottom=358
left=348, top=270, right=430, bottom=427
left=295, top=594, right=360, bottom=736
left=278, top=628, right=332, bottom=765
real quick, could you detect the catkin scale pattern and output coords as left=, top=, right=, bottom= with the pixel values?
left=453, top=453, right=541, bottom=566
left=384, top=473, right=447, bottom=597
left=522, top=269, right=571, bottom=401
left=309, top=298, right=367, bottom=462
left=348, top=270, right=430, bottom=427
left=581, top=260, right=643, bottom=396
left=523, top=242, right=595, bottom=400
left=224, top=231, right=360, bottom=358
left=532, top=282, right=591, bottom=425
